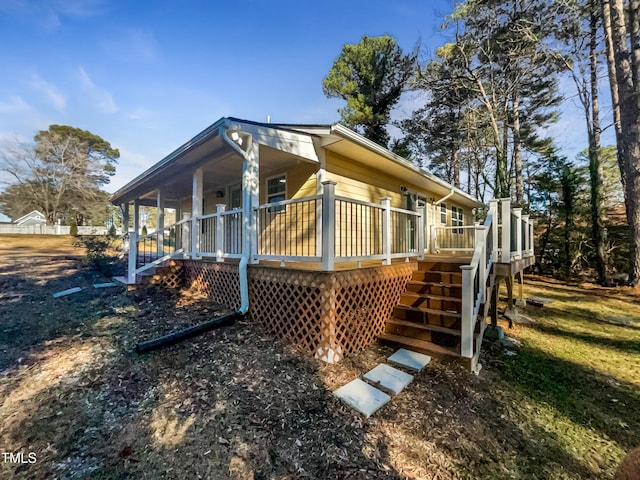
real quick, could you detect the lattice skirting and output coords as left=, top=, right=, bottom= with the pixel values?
left=248, top=263, right=415, bottom=363
left=181, top=260, right=241, bottom=310
left=174, top=260, right=415, bottom=363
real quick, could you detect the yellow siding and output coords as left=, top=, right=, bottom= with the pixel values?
left=259, top=162, right=317, bottom=204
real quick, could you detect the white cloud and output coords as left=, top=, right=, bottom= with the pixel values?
left=78, top=67, right=117, bottom=114
left=0, top=0, right=108, bottom=31
left=0, top=96, right=30, bottom=113
left=29, top=75, right=66, bottom=111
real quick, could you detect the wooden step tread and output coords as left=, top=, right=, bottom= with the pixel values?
left=379, top=333, right=461, bottom=358
left=394, top=304, right=461, bottom=318
left=401, top=292, right=462, bottom=303
left=387, top=318, right=462, bottom=336
left=407, top=280, right=463, bottom=288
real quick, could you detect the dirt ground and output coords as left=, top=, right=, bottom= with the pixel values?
left=1, top=235, right=638, bottom=479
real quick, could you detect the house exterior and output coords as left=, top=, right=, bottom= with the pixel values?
left=111, top=117, right=534, bottom=370
left=13, top=210, right=46, bottom=226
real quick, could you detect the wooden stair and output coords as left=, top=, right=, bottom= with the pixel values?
left=380, top=256, right=481, bottom=367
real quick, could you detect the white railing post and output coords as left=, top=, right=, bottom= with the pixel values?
left=417, top=206, right=425, bottom=260
left=522, top=214, right=530, bottom=255
left=381, top=197, right=391, bottom=265
left=513, top=208, right=522, bottom=259
left=181, top=212, right=190, bottom=257
left=321, top=181, right=336, bottom=270
left=501, top=199, right=511, bottom=263
left=460, top=265, right=474, bottom=358
left=216, top=204, right=226, bottom=262
left=475, top=224, right=487, bottom=304
left=489, top=200, right=498, bottom=261
left=128, top=231, right=138, bottom=284
left=530, top=219, right=535, bottom=257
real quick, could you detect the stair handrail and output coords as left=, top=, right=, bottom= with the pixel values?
left=127, top=217, right=191, bottom=282
left=459, top=201, right=497, bottom=359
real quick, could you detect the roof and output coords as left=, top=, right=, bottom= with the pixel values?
left=13, top=210, right=46, bottom=225
left=110, top=117, right=482, bottom=208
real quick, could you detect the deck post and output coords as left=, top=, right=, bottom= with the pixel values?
left=381, top=197, right=391, bottom=265
left=501, top=199, right=511, bottom=263
left=192, top=168, right=203, bottom=258
left=216, top=204, right=226, bottom=262
left=321, top=181, right=336, bottom=270
left=417, top=205, right=425, bottom=260
left=460, top=265, right=474, bottom=358
left=513, top=208, right=522, bottom=259
left=128, top=231, right=137, bottom=284
left=489, top=200, right=498, bottom=261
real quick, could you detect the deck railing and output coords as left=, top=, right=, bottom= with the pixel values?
left=196, top=207, right=243, bottom=260
left=432, top=225, right=475, bottom=252
left=128, top=218, right=190, bottom=277
left=255, top=195, right=322, bottom=262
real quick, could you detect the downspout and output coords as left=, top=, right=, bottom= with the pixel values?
left=220, top=121, right=253, bottom=315
left=433, top=189, right=455, bottom=206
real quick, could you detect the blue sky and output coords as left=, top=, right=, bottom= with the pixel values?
left=0, top=0, right=613, bottom=193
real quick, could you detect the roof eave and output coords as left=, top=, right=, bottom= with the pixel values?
left=329, top=124, right=483, bottom=208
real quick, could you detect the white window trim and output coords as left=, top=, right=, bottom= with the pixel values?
left=228, top=184, right=242, bottom=210
left=451, top=205, right=464, bottom=234
left=266, top=173, right=287, bottom=203
left=440, top=203, right=447, bottom=224
left=266, top=173, right=287, bottom=213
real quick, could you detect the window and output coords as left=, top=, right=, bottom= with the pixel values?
left=440, top=203, right=447, bottom=224
left=451, top=205, right=464, bottom=234
left=267, top=174, right=286, bottom=212
left=229, top=185, right=241, bottom=209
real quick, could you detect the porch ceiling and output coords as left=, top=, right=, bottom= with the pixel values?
left=128, top=143, right=314, bottom=206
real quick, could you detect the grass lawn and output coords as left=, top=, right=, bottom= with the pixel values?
left=0, top=235, right=638, bottom=479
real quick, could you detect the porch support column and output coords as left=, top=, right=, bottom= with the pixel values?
left=242, top=140, right=259, bottom=264
left=134, top=199, right=140, bottom=235
left=121, top=203, right=130, bottom=233
left=156, top=190, right=165, bottom=258
left=191, top=168, right=203, bottom=258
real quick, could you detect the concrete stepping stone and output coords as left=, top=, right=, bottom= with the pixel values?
left=363, top=364, right=413, bottom=395
left=527, top=296, right=554, bottom=307
left=333, top=378, right=390, bottom=418
left=387, top=348, right=431, bottom=373
left=52, top=287, right=82, bottom=298
left=93, top=282, right=119, bottom=289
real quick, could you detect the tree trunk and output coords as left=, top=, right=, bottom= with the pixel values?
left=607, top=0, right=640, bottom=285
left=589, top=3, right=609, bottom=285
left=512, top=93, right=524, bottom=204
left=602, top=0, right=625, bottom=186
left=452, top=147, right=460, bottom=189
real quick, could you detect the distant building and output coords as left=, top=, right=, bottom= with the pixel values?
left=12, top=210, right=46, bottom=226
